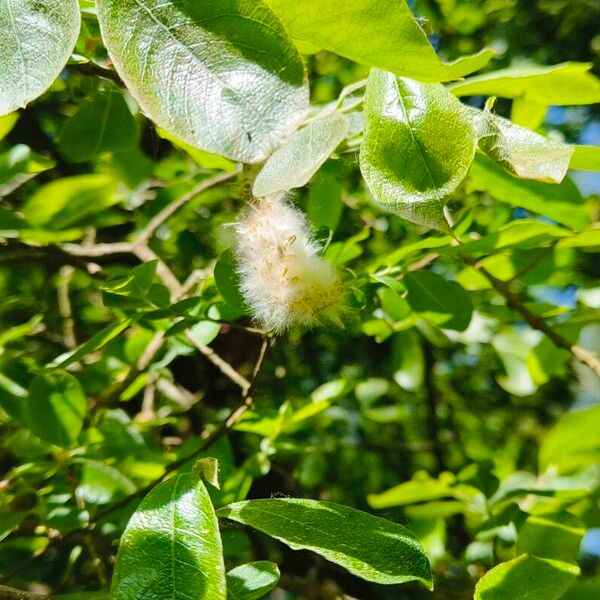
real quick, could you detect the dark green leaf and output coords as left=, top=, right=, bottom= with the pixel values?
left=26, top=371, right=87, bottom=448
left=404, top=271, right=473, bottom=332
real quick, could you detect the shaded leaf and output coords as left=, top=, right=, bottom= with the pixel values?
left=226, top=562, right=280, bottom=600
left=253, top=113, right=348, bottom=197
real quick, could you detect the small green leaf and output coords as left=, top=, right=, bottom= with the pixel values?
left=58, top=89, right=137, bottom=163
left=450, top=62, right=600, bottom=106
left=265, top=0, right=493, bottom=81
left=26, top=371, right=87, bottom=448
left=253, top=113, right=348, bottom=197
left=22, top=174, right=119, bottom=230
left=226, top=562, right=280, bottom=600
left=0, top=0, right=81, bottom=115
left=467, top=154, right=587, bottom=230
left=474, top=555, right=579, bottom=600
left=96, top=0, right=308, bottom=163
left=214, top=251, right=246, bottom=315
left=76, top=460, right=136, bottom=505
left=516, top=512, right=585, bottom=564
left=476, top=111, right=573, bottom=182
left=307, top=164, right=344, bottom=232
left=361, top=69, right=478, bottom=229
left=101, top=261, right=158, bottom=299
left=218, top=498, right=432, bottom=588
left=404, top=271, right=473, bottom=332
left=539, top=404, right=600, bottom=474
left=193, top=457, right=221, bottom=490
left=112, top=474, right=226, bottom=600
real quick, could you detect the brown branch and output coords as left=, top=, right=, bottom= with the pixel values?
left=466, top=258, right=600, bottom=378
left=0, top=586, right=50, bottom=600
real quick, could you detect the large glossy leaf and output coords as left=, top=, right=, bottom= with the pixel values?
left=218, top=499, right=432, bottom=587
left=26, top=371, right=87, bottom=448
left=450, top=62, right=600, bottom=105
left=476, top=111, right=573, bottom=183
left=252, top=113, right=348, bottom=197
left=467, top=154, right=587, bottom=230
left=112, top=474, right=226, bottom=600
left=96, top=0, right=308, bottom=163
left=0, top=0, right=80, bottom=115
left=360, top=69, right=478, bottom=229
left=539, top=404, right=600, bottom=474
left=265, top=0, right=493, bottom=81
left=474, top=555, right=579, bottom=600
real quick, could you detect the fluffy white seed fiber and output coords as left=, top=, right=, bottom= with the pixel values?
left=234, top=195, right=344, bottom=332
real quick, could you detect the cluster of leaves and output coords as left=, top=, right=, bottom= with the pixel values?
left=0, top=0, right=599, bottom=599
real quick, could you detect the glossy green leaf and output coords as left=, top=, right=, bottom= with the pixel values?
left=570, top=145, right=600, bottom=171
left=226, top=562, right=280, bottom=600
left=474, top=555, right=579, bottom=600
left=476, top=111, right=573, bottom=182
left=265, top=0, right=493, bottom=81
left=516, top=512, right=585, bottom=563
left=252, top=113, right=348, bottom=197
left=58, top=89, right=137, bottom=163
left=26, top=371, right=87, bottom=448
left=361, top=69, right=478, bottom=229
left=539, top=404, right=600, bottom=474
left=22, top=174, right=119, bottom=230
left=96, top=0, right=308, bottom=163
left=404, top=271, right=473, bottom=332
left=112, top=473, right=226, bottom=600
left=467, top=154, right=587, bottom=230
left=450, top=62, right=600, bottom=105
left=218, top=499, right=432, bottom=587
left=0, top=0, right=80, bottom=115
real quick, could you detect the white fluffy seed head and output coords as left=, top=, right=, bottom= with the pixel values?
left=233, top=195, right=344, bottom=333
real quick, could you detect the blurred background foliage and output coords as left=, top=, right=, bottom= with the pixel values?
left=0, top=0, right=599, bottom=599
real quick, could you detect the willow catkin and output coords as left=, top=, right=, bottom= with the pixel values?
left=233, top=194, right=344, bottom=333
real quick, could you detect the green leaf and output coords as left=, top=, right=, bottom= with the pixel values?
left=449, top=62, right=600, bottom=106
left=0, top=0, right=81, bottom=115
left=307, top=163, right=344, bottom=232
left=0, top=112, right=18, bottom=141
left=476, top=111, right=573, bottom=183
left=226, top=562, right=280, bottom=600
left=218, top=499, right=432, bottom=588
left=404, top=271, right=473, bottom=332
left=112, top=474, right=226, bottom=600
left=360, top=69, right=478, bottom=229
left=22, top=174, right=119, bottom=230
left=0, top=144, right=55, bottom=192
left=570, top=145, right=600, bottom=171
left=76, top=460, right=136, bottom=505
left=96, top=0, right=308, bottom=163
left=265, top=0, right=493, bottom=81
left=516, top=512, right=585, bottom=564
left=252, top=113, right=348, bottom=197
left=214, top=251, right=246, bottom=315
left=26, top=371, right=87, bottom=448
left=559, top=577, right=600, bottom=600
left=0, top=372, right=27, bottom=423
left=102, top=261, right=158, bottom=299
left=474, top=555, right=579, bottom=600
left=58, top=89, right=137, bottom=163
left=467, top=154, right=587, bottom=230
left=539, top=404, right=600, bottom=474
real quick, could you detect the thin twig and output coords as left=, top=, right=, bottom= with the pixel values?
left=465, top=257, right=600, bottom=378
